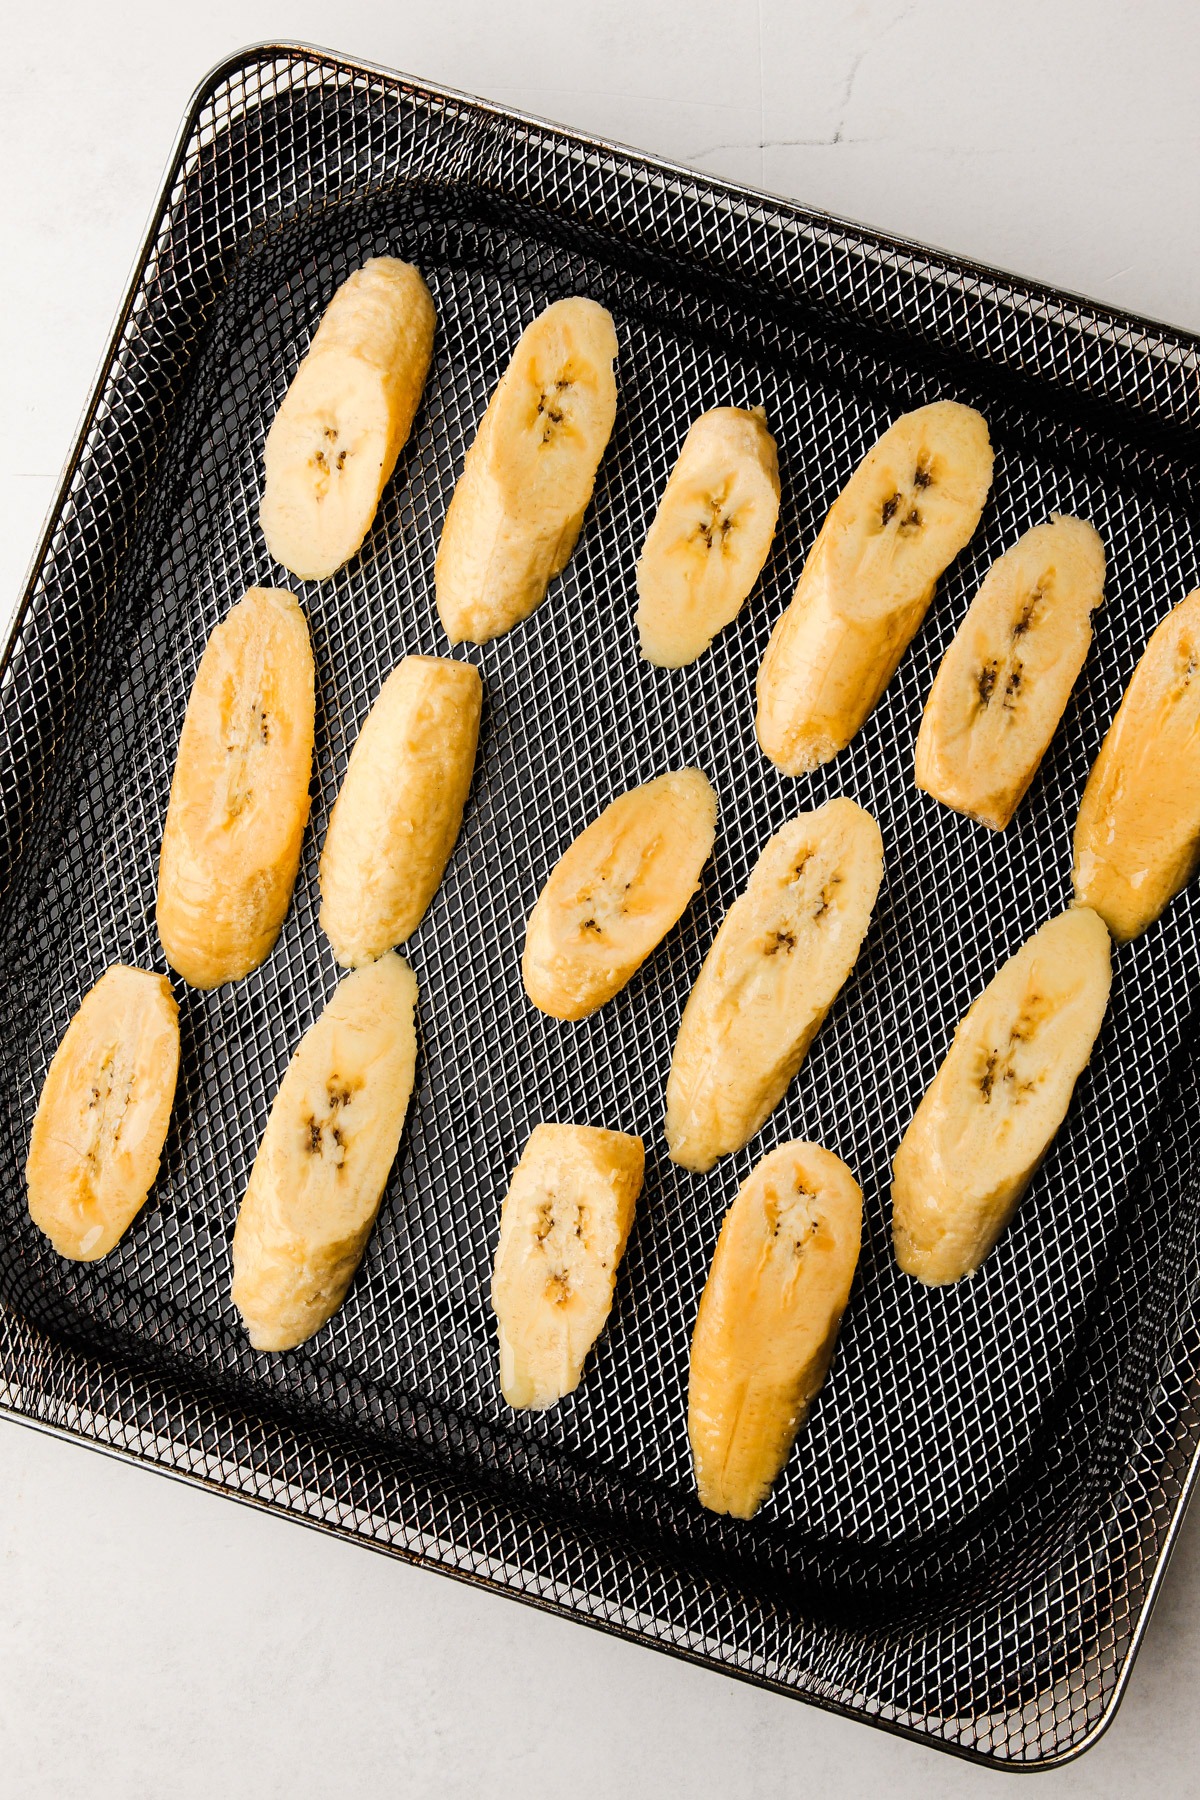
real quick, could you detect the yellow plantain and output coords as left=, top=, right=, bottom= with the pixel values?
left=689, top=1140, right=862, bottom=1519
left=636, top=405, right=780, bottom=667
left=490, top=1123, right=645, bottom=1410
left=26, top=965, right=180, bottom=1261
left=261, top=257, right=436, bottom=580
left=916, top=514, right=1105, bottom=829
left=666, top=798, right=883, bottom=1172
left=231, top=953, right=418, bottom=1352
left=157, top=587, right=314, bottom=989
left=522, top=769, right=717, bottom=1020
left=320, top=654, right=482, bottom=966
left=1073, top=588, right=1200, bottom=940
left=435, top=298, right=618, bottom=644
left=756, top=400, right=993, bottom=774
left=892, top=907, right=1111, bottom=1285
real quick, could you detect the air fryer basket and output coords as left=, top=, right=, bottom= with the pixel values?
left=1, top=45, right=1199, bottom=1768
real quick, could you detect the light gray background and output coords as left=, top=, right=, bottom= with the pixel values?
left=2, top=3, right=1198, bottom=1793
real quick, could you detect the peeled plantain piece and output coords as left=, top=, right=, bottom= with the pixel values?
left=320, top=654, right=482, bottom=966
left=635, top=405, right=780, bottom=667
left=522, top=769, right=717, bottom=1020
left=157, top=587, right=315, bottom=990
left=435, top=297, right=619, bottom=644
left=916, top=514, right=1105, bottom=830
left=892, top=907, right=1111, bottom=1286
left=231, top=953, right=418, bottom=1352
left=689, top=1140, right=862, bottom=1519
left=26, top=965, right=180, bottom=1261
left=756, top=400, right=993, bottom=775
left=490, top=1122, right=645, bottom=1410
left=261, top=257, right=436, bottom=581
left=666, top=798, right=883, bottom=1172
left=1074, top=588, right=1200, bottom=941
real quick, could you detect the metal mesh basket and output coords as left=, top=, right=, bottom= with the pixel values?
left=2, top=43, right=1199, bottom=1768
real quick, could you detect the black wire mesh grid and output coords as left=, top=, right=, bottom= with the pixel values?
left=1, top=43, right=1199, bottom=1770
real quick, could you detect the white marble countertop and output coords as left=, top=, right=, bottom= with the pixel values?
left=2, top=3, right=1198, bottom=1793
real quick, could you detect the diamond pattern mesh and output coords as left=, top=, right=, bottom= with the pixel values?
left=1, top=47, right=1199, bottom=1768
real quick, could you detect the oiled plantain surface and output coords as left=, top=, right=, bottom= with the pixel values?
left=636, top=405, right=780, bottom=668
left=892, top=907, right=1111, bottom=1285
left=916, top=514, right=1104, bottom=830
left=26, top=965, right=180, bottom=1261
left=689, top=1140, right=862, bottom=1519
left=157, top=587, right=314, bottom=989
left=666, top=798, right=883, bottom=1171
left=756, top=401, right=993, bottom=774
left=523, top=769, right=717, bottom=1020
left=436, top=297, right=618, bottom=644
left=1074, top=588, right=1200, bottom=941
left=491, top=1123, right=645, bottom=1410
left=320, top=654, right=482, bottom=966
left=231, top=953, right=418, bottom=1352
left=261, top=257, right=436, bottom=581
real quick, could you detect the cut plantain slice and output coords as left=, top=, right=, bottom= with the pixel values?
left=689, top=1140, right=862, bottom=1519
left=320, top=654, right=482, bottom=967
left=435, top=297, right=618, bottom=644
left=26, top=965, right=180, bottom=1261
left=916, top=514, right=1105, bottom=830
left=635, top=405, right=780, bottom=667
left=261, top=257, right=436, bottom=581
left=523, top=769, right=717, bottom=1021
left=892, top=907, right=1111, bottom=1285
left=231, top=952, right=418, bottom=1352
left=490, top=1122, right=645, bottom=1410
left=666, top=797, right=883, bottom=1172
left=157, top=587, right=315, bottom=990
left=756, top=400, right=993, bottom=775
left=1074, top=588, right=1200, bottom=941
